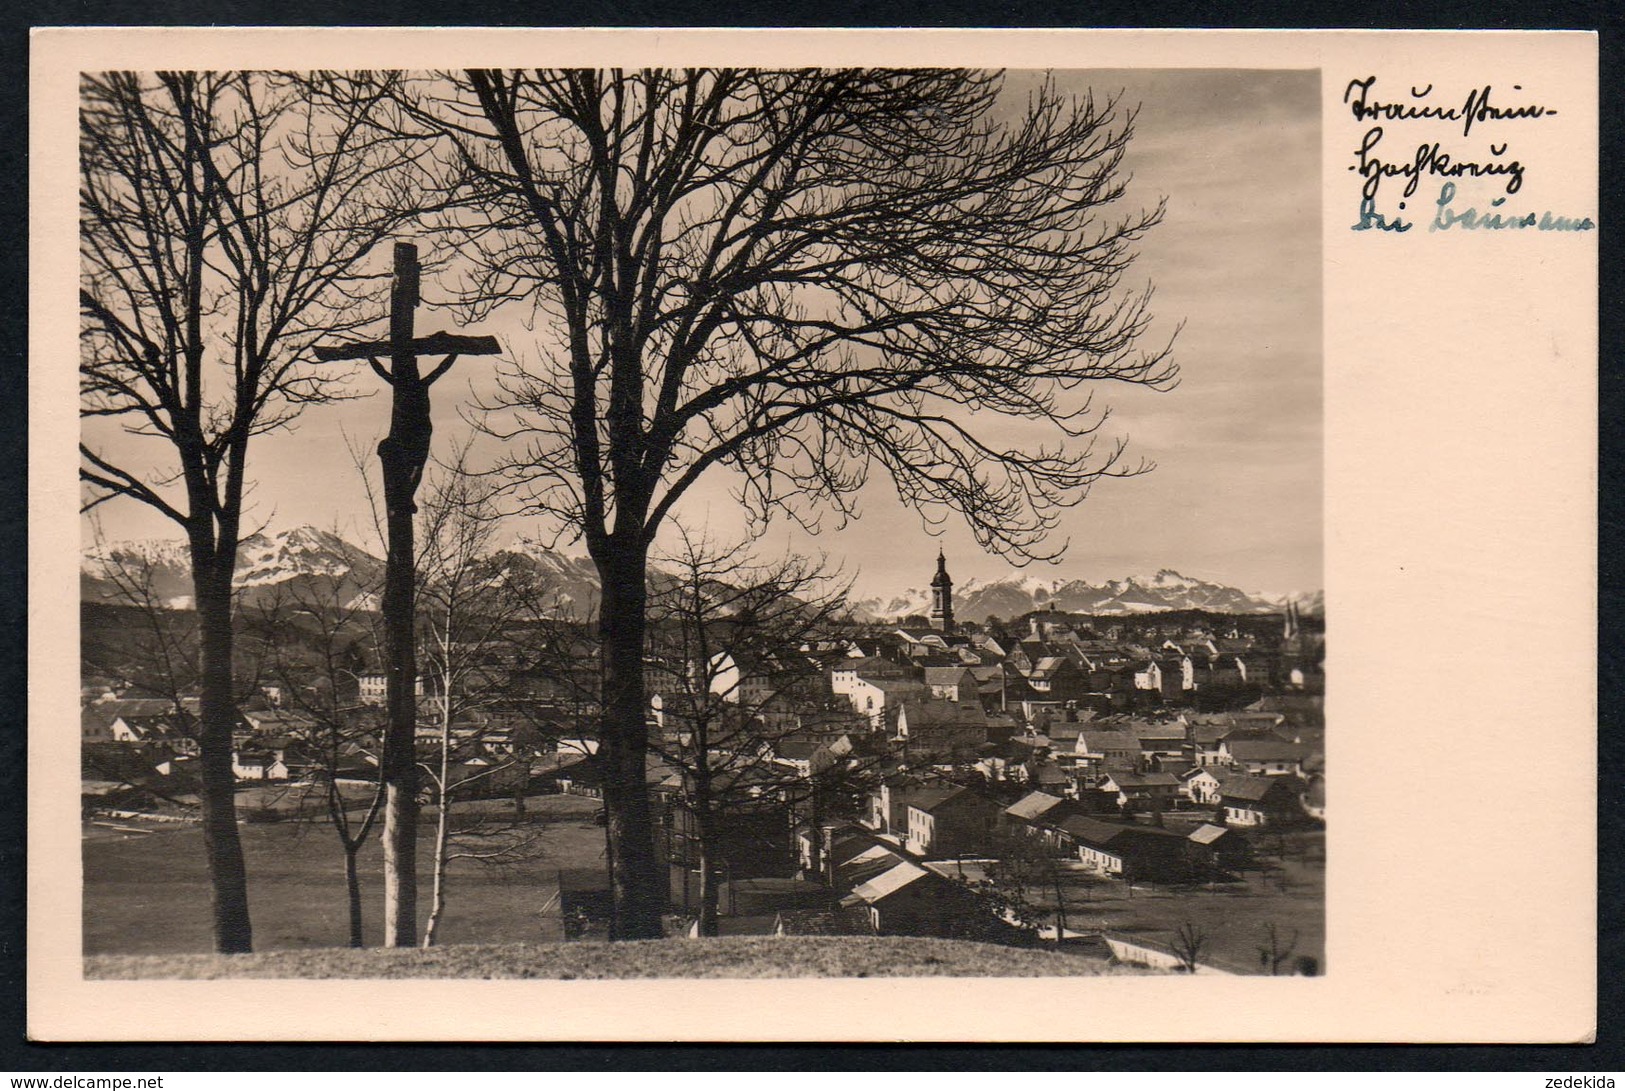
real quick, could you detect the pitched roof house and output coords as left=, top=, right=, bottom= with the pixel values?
left=833, top=674, right=927, bottom=729
left=1126, top=720, right=1187, bottom=758
left=922, top=666, right=977, bottom=702
left=1219, top=774, right=1306, bottom=827
left=1097, top=770, right=1180, bottom=811
left=839, top=860, right=993, bottom=939
left=895, top=698, right=988, bottom=758
left=240, top=709, right=318, bottom=736
left=1053, top=815, right=1191, bottom=881
left=868, top=777, right=953, bottom=837
left=904, top=785, right=1000, bottom=858
left=231, top=748, right=291, bottom=781
left=1181, top=766, right=1225, bottom=805
left=1022, top=760, right=1071, bottom=795
left=1003, top=790, right=1071, bottom=826
left=834, top=841, right=912, bottom=892
left=1186, top=823, right=1252, bottom=869
left=1074, top=729, right=1142, bottom=773
left=1219, top=738, right=1309, bottom=776
left=1002, top=789, right=1083, bottom=848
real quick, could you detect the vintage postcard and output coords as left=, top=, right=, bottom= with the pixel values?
left=28, top=28, right=1596, bottom=1042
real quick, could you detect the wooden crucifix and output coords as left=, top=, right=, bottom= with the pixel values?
left=315, top=241, right=500, bottom=948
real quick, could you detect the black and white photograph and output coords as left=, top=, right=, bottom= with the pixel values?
left=29, top=27, right=1595, bottom=1044
left=73, top=64, right=1324, bottom=980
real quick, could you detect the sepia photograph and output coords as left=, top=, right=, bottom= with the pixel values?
left=73, top=65, right=1323, bottom=980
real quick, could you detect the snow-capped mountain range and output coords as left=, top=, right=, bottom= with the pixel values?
left=83, top=527, right=1320, bottom=622
left=848, top=568, right=1322, bottom=623
left=82, top=527, right=385, bottom=611
left=82, top=526, right=600, bottom=617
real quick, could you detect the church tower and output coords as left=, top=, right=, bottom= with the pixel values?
left=929, top=547, right=955, bottom=633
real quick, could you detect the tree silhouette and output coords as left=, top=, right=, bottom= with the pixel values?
left=396, top=68, right=1177, bottom=938
left=1171, top=920, right=1211, bottom=973
left=410, top=459, right=552, bottom=948
left=1256, top=921, right=1299, bottom=976
left=247, top=546, right=390, bottom=950
left=642, top=526, right=851, bottom=937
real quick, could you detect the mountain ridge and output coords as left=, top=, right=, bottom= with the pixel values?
left=848, top=567, right=1322, bottom=622
left=82, top=527, right=1321, bottom=621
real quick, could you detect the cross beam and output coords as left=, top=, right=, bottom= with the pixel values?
left=313, top=330, right=501, bottom=364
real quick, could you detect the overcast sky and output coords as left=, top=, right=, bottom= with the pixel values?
left=84, top=69, right=1321, bottom=600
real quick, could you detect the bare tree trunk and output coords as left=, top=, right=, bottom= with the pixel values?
left=344, top=845, right=365, bottom=948
left=329, top=771, right=384, bottom=950
left=697, top=843, right=719, bottom=939
left=693, top=792, right=719, bottom=938
left=1051, top=863, right=1068, bottom=942
left=805, top=779, right=823, bottom=884
left=423, top=793, right=451, bottom=947
left=597, top=546, right=663, bottom=940
left=423, top=691, right=454, bottom=948
left=194, top=562, right=252, bottom=954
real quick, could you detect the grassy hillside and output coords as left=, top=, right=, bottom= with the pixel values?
left=85, top=936, right=1143, bottom=980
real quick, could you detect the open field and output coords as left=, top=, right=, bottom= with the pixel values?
left=83, top=792, right=607, bottom=955
left=84, top=935, right=1143, bottom=979
left=87, top=787, right=1321, bottom=975
left=1030, top=830, right=1326, bottom=973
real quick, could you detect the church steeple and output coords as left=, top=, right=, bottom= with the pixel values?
left=929, top=547, right=954, bottom=633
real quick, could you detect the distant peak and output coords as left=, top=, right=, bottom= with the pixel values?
left=280, top=525, right=343, bottom=545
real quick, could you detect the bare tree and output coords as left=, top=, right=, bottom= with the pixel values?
left=83, top=532, right=277, bottom=809
left=982, top=828, right=1072, bottom=941
left=643, top=526, right=851, bottom=937
left=79, top=72, right=423, bottom=951
left=250, top=561, right=388, bottom=949
left=1170, top=920, right=1211, bottom=973
left=394, top=68, right=1176, bottom=938
left=83, top=540, right=202, bottom=717
left=1256, top=921, right=1299, bottom=976
left=411, top=460, right=551, bottom=947
left=81, top=542, right=205, bottom=808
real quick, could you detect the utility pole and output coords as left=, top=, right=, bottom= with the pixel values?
left=316, top=241, right=500, bottom=947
